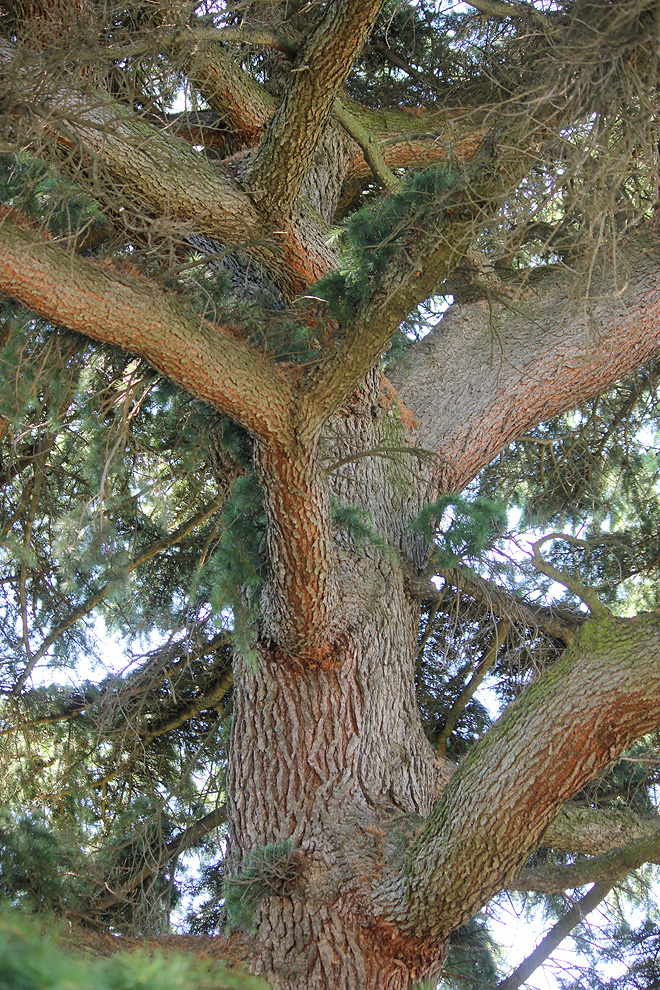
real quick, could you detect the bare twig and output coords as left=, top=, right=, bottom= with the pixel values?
left=498, top=882, right=614, bottom=990
left=531, top=534, right=609, bottom=618
left=436, top=618, right=509, bottom=758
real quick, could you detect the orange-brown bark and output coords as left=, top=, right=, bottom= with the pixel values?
left=0, top=217, right=293, bottom=443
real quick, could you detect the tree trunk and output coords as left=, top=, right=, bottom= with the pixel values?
left=226, top=374, right=449, bottom=988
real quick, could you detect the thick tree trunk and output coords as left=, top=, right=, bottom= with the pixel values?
left=226, top=375, right=449, bottom=988
left=227, top=590, right=448, bottom=988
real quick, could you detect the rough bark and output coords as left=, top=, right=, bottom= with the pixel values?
left=3, top=3, right=660, bottom=987
left=510, top=830, right=660, bottom=894
left=0, top=39, right=336, bottom=291
left=377, top=611, right=660, bottom=941
left=392, top=232, right=660, bottom=489
left=246, top=0, right=385, bottom=212
left=0, top=215, right=293, bottom=442
left=541, top=803, right=660, bottom=856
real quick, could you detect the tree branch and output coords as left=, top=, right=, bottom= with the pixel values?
left=532, top=534, right=609, bottom=618
left=0, top=215, right=294, bottom=442
left=463, top=0, right=551, bottom=25
left=497, top=882, right=614, bottom=990
left=436, top=618, right=509, bottom=758
left=247, top=0, right=385, bottom=213
left=88, top=807, right=227, bottom=914
left=333, top=99, right=399, bottom=192
left=141, top=670, right=234, bottom=743
left=418, top=567, right=581, bottom=647
left=541, top=804, right=660, bottom=856
left=391, top=233, right=660, bottom=491
left=511, top=831, right=660, bottom=894
left=184, top=37, right=276, bottom=145
left=0, top=39, right=334, bottom=291
left=376, top=609, right=660, bottom=939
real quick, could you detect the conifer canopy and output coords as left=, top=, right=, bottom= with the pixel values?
left=2, top=2, right=660, bottom=989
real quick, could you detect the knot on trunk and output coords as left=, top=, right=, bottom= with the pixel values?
left=224, top=840, right=304, bottom=931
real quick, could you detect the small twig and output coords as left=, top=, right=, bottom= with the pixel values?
left=333, top=100, right=399, bottom=192
left=531, top=534, right=610, bottom=618
left=10, top=499, right=225, bottom=697
left=436, top=618, right=509, bottom=758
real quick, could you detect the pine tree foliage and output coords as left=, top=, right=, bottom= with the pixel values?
left=1, top=0, right=660, bottom=987
left=0, top=907, right=267, bottom=990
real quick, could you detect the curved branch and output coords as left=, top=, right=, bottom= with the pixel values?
left=391, top=232, right=660, bottom=490
left=333, top=99, right=399, bottom=192
left=376, top=609, right=660, bottom=939
left=338, top=122, right=485, bottom=218
left=247, top=0, right=385, bottom=213
left=0, top=215, right=294, bottom=442
left=464, top=0, right=551, bottom=25
left=532, top=534, right=609, bottom=618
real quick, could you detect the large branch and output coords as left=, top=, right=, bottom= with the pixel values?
left=0, top=40, right=334, bottom=291
left=299, top=144, right=539, bottom=434
left=376, top=609, right=660, bottom=940
left=392, top=233, right=660, bottom=490
left=0, top=215, right=294, bottom=443
left=185, top=39, right=276, bottom=145
left=510, top=831, right=660, bottom=894
left=542, top=803, right=660, bottom=856
left=246, top=0, right=385, bottom=213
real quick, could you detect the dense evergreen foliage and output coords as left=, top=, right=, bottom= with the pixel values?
left=1, top=0, right=660, bottom=987
left=0, top=908, right=267, bottom=990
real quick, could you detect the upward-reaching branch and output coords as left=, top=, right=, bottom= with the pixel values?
left=184, top=38, right=275, bottom=145
left=246, top=0, right=385, bottom=213
left=391, top=232, right=660, bottom=490
left=498, top=882, right=614, bottom=990
left=0, top=39, right=335, bottom=291
left=377, top=609, right=660, bottom=940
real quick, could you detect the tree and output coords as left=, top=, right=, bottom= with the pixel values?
left=2, top=0, right=660, bottom=987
